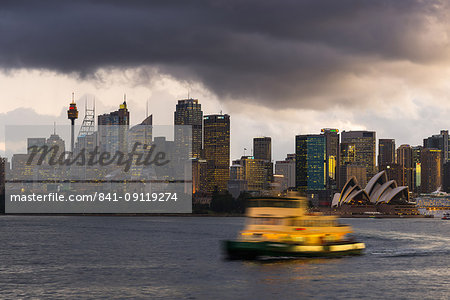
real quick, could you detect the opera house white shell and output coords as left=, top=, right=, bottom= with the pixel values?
left=331, top=170, right=410, bottom=207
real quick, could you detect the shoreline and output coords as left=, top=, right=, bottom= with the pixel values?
left=0, top=212, right=434, bottom=218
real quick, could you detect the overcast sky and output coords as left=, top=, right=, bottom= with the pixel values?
left=1, top=0, right=450, bottom=161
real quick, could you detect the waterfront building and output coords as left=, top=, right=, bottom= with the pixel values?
left=203, top=114, right=230, bottom=192
left=341, top=131, right=376, bottom=181
left=332, top=170, right=410, bottom=207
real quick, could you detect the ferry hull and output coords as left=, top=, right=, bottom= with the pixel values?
left=224, top=240, right=365, bottom=259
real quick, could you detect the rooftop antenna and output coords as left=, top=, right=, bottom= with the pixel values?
left=124, top=93, right=126, bottom=102
left=146, top=98, right=149, bottom=118
left=53, top=122, right=56, bottom=135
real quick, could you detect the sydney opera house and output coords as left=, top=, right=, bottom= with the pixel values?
left=331, top=170, right=419, bottom=216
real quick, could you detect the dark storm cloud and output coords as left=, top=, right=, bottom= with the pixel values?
left=0, top=0, right=447, bottom=108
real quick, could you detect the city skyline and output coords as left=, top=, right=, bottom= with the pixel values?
left=3, top=97, right=450, bottom=165
left=2, top=2, right=450, bottom=163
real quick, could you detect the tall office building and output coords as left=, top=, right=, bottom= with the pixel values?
left=420, top=149, right=442, bottom=193
left=378, top=139, right=395, bottom=166
left=98, top=101, right=130, bottom=153
left=174, top=99, right=203, bottom=159
left=253, top=137, right=273, bottom=188
left=423, top=130, right=449, bottom=162
left=253, top=137, right=271, bottom=161
left=128, top=115, right=154, bottom=179
left=233, top=156, right=266, bottom=191
left=295, top=135, right=326, bottom=193
left=192, top=158, right=208, bottom=194
left=321, top=128, right=340, bottom=192
left=341, top=131, right=376, bottom=182
left=203, top=114, right=230, bottom=192
left=275, top=154, right=296, bottom=189
left=98, top=101, right=129, bottom=126
left=396, top=144, right=413, bottom=188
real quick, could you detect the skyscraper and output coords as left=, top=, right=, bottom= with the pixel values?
left=253, top=137, right=273, bottom=189
left=253, top=137, right=271, bottom=161
left=295, top=134, right=326, bottom=193
left=98, top=101, right=130, bottom=126
left=341, top=131, right=376, bottom=182
left=321, top=128, right=340, bottom=192
left=233, top=156, right=266, bottom=191
left=423, top=130, right=449, bottom=162
left=378, top=139, right=395, bottom=166
left=174, top=99, right=203, bottom=159
left=98, top=100, right=130, bottom=153
left=396, top=144, right=413, bottom=188
left=420, top=148, right=442, bottom=193
left=203, top=114, right=230, bottom=192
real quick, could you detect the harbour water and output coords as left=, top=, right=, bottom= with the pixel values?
left=0, top=216, right=448, bottom=299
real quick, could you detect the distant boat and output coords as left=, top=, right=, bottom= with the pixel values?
left=442, top=212, right=450, bottom=220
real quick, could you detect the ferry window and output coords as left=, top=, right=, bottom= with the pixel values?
left=251, top=217, right=282, bottom=225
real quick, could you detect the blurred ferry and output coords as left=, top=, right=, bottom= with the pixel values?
left=223, top=192, right=365, bottom=259
left=442, top=212, right=450, bottom=220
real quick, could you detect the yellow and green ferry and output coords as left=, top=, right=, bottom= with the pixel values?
left=224, top=192, right=365, bottom=259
